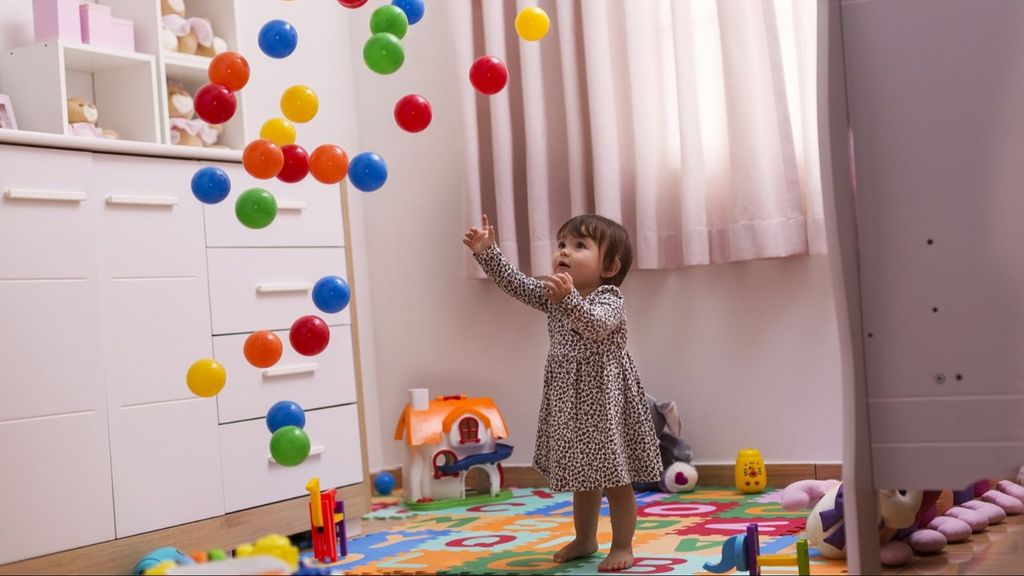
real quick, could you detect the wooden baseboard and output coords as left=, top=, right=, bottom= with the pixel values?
left=0, top=482, right=370, bottom=576
left=371, top=463, right=844, bottom=494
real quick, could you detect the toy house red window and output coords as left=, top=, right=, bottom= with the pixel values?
left=458, top=418, right=480, bottom=444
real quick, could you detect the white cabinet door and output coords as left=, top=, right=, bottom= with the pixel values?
left=91, top=154, right=208, bottom=278
left=108, top=398, right=224, bottom=537
left=207, top=247, right=351, bottom=334
left=101, top=277, right=213, bottom=407
left=203, top=162, right=345, bottom=248
left=214, top=326, right=357, bottom=424
left=220, top=404, right=364, bottom=512
left=0, top=411, right=114, bottom=564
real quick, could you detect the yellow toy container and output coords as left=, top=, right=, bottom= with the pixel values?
left=735, top=448, right=766, bottom=493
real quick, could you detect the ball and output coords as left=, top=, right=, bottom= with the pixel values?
left=374, top=471, right=396, bottom=496
left=290, top=315, right=330, bottom=356
left=269, top=425, right=311, bottom=467
left=348, top=152, right=388, bottom=192
left=235, top=188, right=278, bottom=229
left=194, top=83, right=237, bottom=124
left=258, top=20, right=298, bottom=59
left=243, top=139, right=284, bottom=179
left=392, top=0, right=425, bottom=25
left=337, top=0, right=369, bottom=7
left=469, top=55, right=508, bottom=95
left=243, top=330, right=283, bottom=369
left=370, top=5, right=409, bottom=39
left=260, top=118, right=296, bottom=147
left=515, top=7, right=550, bottom=42
left=190, top=166, right=231, bottom=205
left=280, top=85, right=319, bottom=124
left=266, top=400, right=306, bottom=433
left=309, top=145, right=349, bottom=185
left=208, top=52, right=250, bottom=91
left=312, top=276, right=351, bottom=314
left=363, top=33, right=405, bottom=75
left=277, top=144, right=310, bottom=184
left=394, top=94, right=432, bottom=133
left=186, top=359, right=226, bottom=397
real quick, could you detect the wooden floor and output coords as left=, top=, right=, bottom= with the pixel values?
left=884, top=513, right=1024, bottom=575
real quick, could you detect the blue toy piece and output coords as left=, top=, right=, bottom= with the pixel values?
left=704, top=523, right=810, bottom=576
left=258, top=20, right=298, bottom=59
left=191, top=166, right=231, bottom=205
left=347, top=152, right=388, bottom=192
left=374, top=471, right=396, bottom=496
left=266, top=400, right=306, bottom=433
left=133, top=546, right=193, bottom=575
left=312, top=276, right=351, bottom=314
left=391, top=0, right=425, bottom=25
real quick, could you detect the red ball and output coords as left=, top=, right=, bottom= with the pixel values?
left=277, top=144, right=310, bottom=183
left=394, top=94, right=432, bottom=133
left=469, top=55, right=508, bottom=95
left=194, top=83, right=237, bottom=124
left=290, top=315, right=330, bottom=356
left=337, top=0, right=368, bottom=7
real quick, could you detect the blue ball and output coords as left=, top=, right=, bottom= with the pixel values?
left=348, top=152, right=388, bottom=192
left=134, top=547, right=192, bottom=576
left=266, top=401, right=306, bottom=433
left=374, top=471, right=396, bottom=496
left=258, top=20, right=298, bottom=59
left=191, top=166, right=231, bottom=204
left=312, top=276, right=351, bottom=314
left=392, top=0, right=425, bottom=25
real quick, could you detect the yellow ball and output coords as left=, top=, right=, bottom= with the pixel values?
left=186, top=358, right=226, bottom=398
left=515, top=6, right=550, bottom=42
left=280, top=85, right=319, bottom=124
left=260, top=118, right=296, bottom=146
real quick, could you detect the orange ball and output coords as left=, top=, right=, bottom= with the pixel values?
left=244, top=331, right=283, bottom=369
left=208, top=52, right=250, bottom=92
left=243, top=139, right=284, bottom=179
left=309, top=145, right=349, bottom=184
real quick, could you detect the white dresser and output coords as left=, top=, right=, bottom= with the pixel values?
left=0, top=141, right=366, bottom=564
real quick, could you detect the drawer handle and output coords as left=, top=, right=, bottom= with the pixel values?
left=268, top=445, right=326, bottom=465
left=256, top=282, right=312, bottom=294
left=4, top=188, right=86, bottom=202
left=106, top=195, right=179, bottom=207
left=277, top=200, right=307, bottom=211
left=262, top=363, right=319, bottom=378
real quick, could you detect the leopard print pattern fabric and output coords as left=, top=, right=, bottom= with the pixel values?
left=474, top=245, right=663, bottom=492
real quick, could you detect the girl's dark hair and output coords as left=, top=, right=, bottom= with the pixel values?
left=556, top=214, right=633, bottom=287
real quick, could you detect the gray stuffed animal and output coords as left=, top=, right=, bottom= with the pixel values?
left=634, top=393, right=699, bottom=493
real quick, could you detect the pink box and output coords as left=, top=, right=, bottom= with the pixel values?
left=32, top=0, right=82, bottom=43
left=78, top=3, right=134, bottom=52
left=108, top=18, right=135, bottom=52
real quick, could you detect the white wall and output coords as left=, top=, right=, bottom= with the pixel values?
left=341, top=3, right=843, bottom=471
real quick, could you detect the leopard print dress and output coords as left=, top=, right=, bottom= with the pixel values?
left=475, top=245, right=663, bottom=492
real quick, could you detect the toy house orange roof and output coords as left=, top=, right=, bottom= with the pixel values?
left=394, top=395, right=509, bottom=447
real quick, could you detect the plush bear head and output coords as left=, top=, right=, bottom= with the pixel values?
left=167, top=82, right=195, bottom=120
left=161, top=0, right=185, bottom=17
left=67, top=97, right=99, bottom=125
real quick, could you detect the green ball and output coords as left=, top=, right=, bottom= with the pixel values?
left=363, top=33, right=405, bottom=75
left=207, top=549, right=228, bottom=562
left=370, top=5, right=409, bottom=39
left=235, top=188, right=277, bottom=229
left=269, top=425, right=310, bottom=467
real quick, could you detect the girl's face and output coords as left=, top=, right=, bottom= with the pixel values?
left=552, top=233, right=606, bottom=292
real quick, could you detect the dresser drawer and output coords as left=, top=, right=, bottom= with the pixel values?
left=203, top=163, right=345, bottom=248
left=207, top=247, right=351, bottom=335
left=0, top=146, right=95, bottom=279
left=0, top=411, right=114, bottom=564
left=101, top=277, right=213, bottom=407
left=0, top=279, right=105, bottom=421
left=108, top=398, right=224, bottom=537
left=91, top=154, right=208, bottom=278
left=214, top=326, right=357, bottom=424
left=220, top=404, right=364, bottom=512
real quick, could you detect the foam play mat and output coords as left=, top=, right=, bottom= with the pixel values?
left=303, top=487, right=848, bottom=574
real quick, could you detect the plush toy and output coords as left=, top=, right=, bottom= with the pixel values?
left=167, top=81, right=222, bottom=147
left=67, top=97, right=118, bottom=139
left=632, top=394, right=698, bottom=493
left=161, top=0, right=227, bottom=57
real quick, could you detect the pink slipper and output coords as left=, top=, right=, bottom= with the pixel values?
left=982, top=489, right=1024, bottom=515
left=962, top=499, right=1007, bottom=525
left=945, top=506, right=989, bottom=532
left=927, top=515, right=972, bottom=543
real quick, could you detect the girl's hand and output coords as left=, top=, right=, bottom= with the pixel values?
left=543, top=272, right=574, bottom=303
left=463, top=214, right=496, bottom=254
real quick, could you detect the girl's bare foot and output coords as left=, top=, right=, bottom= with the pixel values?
left=553, top=539, right=599, bottom=563
left=598, top=546, right=634, bottom=572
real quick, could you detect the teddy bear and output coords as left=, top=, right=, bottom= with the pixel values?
left=161, top=0, right=227, bottom=57
left=167, top=81, right=222, bottom=148
left=632, top=393, right=698, bottom=493
left=67, top=97, right=118, bottom=139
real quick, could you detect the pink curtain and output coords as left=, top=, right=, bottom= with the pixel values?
left=452, top=0, right=825, bottom=276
